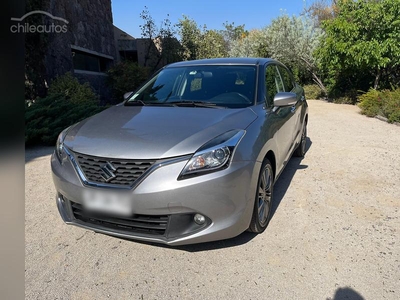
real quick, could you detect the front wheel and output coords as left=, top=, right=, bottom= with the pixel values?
left=293, top=122, right=307, bottom=157
left=248, top=159, right=274, bottom=233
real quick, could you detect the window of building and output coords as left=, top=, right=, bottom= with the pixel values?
left=72, top=49, right=112, bottom=73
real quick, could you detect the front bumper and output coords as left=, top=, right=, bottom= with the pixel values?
left=51, top=152, right=260, bottom=245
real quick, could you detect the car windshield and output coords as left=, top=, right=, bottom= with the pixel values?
left=126, top=65, right=257, bottom=108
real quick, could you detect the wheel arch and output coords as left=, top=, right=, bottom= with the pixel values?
left=264, top=150, right=276, bottom=180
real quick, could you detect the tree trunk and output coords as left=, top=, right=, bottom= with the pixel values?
left=373, top=68, right=381, bottom=90
left=311, top=73, right=328, bottom=95
left=299, top=57, right=328, bottom=95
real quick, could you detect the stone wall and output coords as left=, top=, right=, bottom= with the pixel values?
left=42, top=0, right=117, bottom=101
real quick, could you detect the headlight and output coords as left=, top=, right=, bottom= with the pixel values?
left=179, top=130, right=245, bottom=179
left=55, top=127, right=71, bottom=162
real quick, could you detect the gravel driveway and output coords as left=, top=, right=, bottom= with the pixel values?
left=25, top=100, right=400, bottom=300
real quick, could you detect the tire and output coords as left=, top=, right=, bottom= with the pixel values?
left=248, top=159, right=274, bottom=233
left=293, top=122, right=307, bottom=157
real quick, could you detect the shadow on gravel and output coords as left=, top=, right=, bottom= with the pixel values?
left=124, top=230, right=258, bottom=252
left=328, top=287, right=365, bottom=300
left=270, top=137, right=312, bottom=221
left=25, top=146, right=54, bottom=163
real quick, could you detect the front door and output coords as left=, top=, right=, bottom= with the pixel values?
left=277, top=65, right=302, bottom=148
left=264, top=64, right=297, bottom=168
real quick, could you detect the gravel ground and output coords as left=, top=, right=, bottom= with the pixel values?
left=25, top=100, right=400, bottom=300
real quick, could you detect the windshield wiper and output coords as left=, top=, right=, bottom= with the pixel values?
left=125, top=100, right=226, bottom=108
left=125, top=100, right=147, bottom=106
left=168, top=101, right=226, bottom=108
left=125, top=100, right=175, bottom=107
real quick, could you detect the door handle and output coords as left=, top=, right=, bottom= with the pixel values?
left=290, top=105, right=296, bottom=113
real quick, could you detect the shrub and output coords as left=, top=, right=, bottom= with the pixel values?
left=26, top=74, right=107, bottom=146
left=303, top=84, right=324, bottom=100
left=358, top=88, right=400, bottom=123
left=380, top=89, right=400, bottom=123
left=332, top=89, right=359, bottom=105
left=358, top=89, right=381, bottom=117
left=48, top=72, right=98, bottom=104
left=333, top=96, right=355, bottom=104
left=107, top=61, right=150, bottom=102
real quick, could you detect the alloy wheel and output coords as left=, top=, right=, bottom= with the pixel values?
left=258, top=166, right=273, bottom=226
left=301, top=125, right=307, bottom=155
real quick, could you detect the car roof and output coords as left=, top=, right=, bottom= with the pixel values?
left=166, top=57, right=276, bottom=68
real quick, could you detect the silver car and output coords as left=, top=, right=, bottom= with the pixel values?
left=51, top=58, right=308, bottom=245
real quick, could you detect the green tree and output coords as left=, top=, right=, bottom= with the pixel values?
left=178, top=16, right=202, bottom=60
left=316, top=0, right=400, bottom=97
left=229, top=29, right=269, bottom=58
left=302, top=0, right=337, bottom=27
left=221, top=22, right=248, bottom=53
left=266, top=15, right=326, bottom=92
left=198, top=27, right=228, bottom=58
left=107, top=61, right=149, bottom=102
left=25, top=73, right=105, bottom=146
left=229, top=15, right=325, bottom=90
left=139, top=7, right=182, bottom=70
left=178, top=16, right=228, bottom=60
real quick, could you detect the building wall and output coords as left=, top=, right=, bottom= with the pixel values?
left=43, top=0, right=117, bottom=101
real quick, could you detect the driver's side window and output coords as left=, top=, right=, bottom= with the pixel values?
left=265, top=65, right=284, bottom=106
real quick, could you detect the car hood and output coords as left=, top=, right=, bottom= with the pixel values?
left=64, top=105, right=257, bottom=159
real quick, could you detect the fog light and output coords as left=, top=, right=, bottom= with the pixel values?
left=194, top=214, right=206, bottom=225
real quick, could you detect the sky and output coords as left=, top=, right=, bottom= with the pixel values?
left=111, top=0, right=315, bottom=38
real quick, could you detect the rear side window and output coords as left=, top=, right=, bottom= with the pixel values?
left=277, top=65, right=295, bottom=92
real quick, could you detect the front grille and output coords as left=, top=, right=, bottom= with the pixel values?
left=74, top=152, right=156, bottom=186
left=71, top=202, right=169, bottom=236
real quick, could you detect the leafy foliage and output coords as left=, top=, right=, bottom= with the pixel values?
left=48, top=72, right=98, bottom=104
left=199, top=28, right=228, bottom=58
left=26, top=72, right=108, bottom=145
left=265, top=15, right=326, bottom=92
left=178, top=16, right=228, bottom=60
left=229, top=15, right=325, bottom=91
left=221, top=22, right=248, bottom=52
left=381, top=89, right=400, bottom=123
left=229, top=29, right=269, bottom=58
left=333, top=90, right=359, bottom=105
left=303, top=84, right=324, bottom=99
left=303, top=0, right=337, bottom=27
left=358, top=89, right=381, bottom=117
left=316, top=0, right=400, bottom=98
left=139, top=6, right=183, bottom=70
left=106, top=61, right=150, bottom=102
left=359, top=88, right=400, bottom=123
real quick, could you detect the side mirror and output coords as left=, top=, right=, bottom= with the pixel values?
left=273, top=92, right=297, bottom=107
left=123, top=91, right=134, bottom=100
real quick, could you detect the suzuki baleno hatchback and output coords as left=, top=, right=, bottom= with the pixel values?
left=51, top=58, right=308, bottom=245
